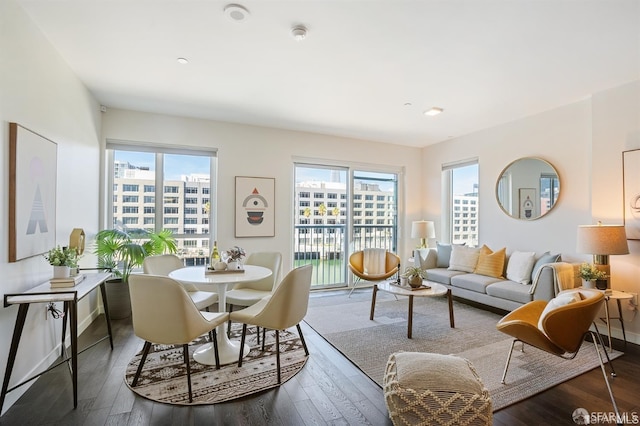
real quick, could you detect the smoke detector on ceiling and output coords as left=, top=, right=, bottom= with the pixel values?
left=224, top=4, right=250, bottom=22
left=291, top=25, right=308, bottom=41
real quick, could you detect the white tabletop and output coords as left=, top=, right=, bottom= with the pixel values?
left=168, top=265, right=272, bottom=286
left=377, top=280, right=448, bottom=297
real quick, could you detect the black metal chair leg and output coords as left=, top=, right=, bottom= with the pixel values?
left=132, top=341, right=152, bottom=387
left=227, top=304, right=234, bottom=337
left=212, top=330, right=220, bottom=369
left=275, top=330, right=281, bottom=384
left=296, top=324, right=309, bottom=356
left=238, top=324, right=247, bottom=367
left=183, top=344, right=193, bottom=403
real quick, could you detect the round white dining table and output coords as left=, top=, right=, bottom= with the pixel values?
left=168, top=265, right=272, bottom=366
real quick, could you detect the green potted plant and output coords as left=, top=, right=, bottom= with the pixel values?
left=404, top=266, right=425, bottom=288
left=44, top=245, right=78, bottom=278
left=578, top=263, right=607, bottom=289
left=94, top=226, right=177, bottom=318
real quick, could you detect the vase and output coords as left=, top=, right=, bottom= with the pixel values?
left=408, top=275, right=423, bottom=288
left=53, top=265, right=71, bottom=279
left=227, top=260, right=243, bottom=270
left=582, top=278, right=596, bottom=289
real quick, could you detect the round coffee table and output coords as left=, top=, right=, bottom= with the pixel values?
left=370, top=280, right=454, bottom=338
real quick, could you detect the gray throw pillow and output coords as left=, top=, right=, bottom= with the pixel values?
left=437, top=242, right=453, bottom=268
left=531, top=251, right=561, bottom=280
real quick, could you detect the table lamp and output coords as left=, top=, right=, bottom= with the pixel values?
left=576, top=222, right=629, bottom=289
left=411, top=220, right=435, bottom=248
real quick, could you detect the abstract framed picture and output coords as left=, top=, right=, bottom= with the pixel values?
left=9, top=123, right=57, bottom=262
left=623, top=149, right=640, bottom=240
left=235, top=176, right=275, bottom=237
left=518, top=188, right=536, bottom=220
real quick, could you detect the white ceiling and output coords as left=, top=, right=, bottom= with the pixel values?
left=17, top=0, right=640, bottom=147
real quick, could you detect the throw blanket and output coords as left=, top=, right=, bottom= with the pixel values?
left=530, top=262, right=575, bottom=295
left=364, top=248, right=386, bottom=275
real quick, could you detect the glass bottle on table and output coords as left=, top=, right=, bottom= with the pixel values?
left=210, top=240, right=220, bottom=267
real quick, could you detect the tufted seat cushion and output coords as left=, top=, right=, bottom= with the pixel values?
left=383, top=352, right=492, bottom=426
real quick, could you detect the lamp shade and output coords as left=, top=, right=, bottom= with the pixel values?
left=576, top=224, right=629, bottom=255
left=411, top=221, right=435, bottom=239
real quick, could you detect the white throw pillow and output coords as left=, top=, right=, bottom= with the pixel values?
left=538, top=291, right=582, bottom=331
left=505, top=251, right=536, bottom=284
left=448, top=245, right=480, bottom=273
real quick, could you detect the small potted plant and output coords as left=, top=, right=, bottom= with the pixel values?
left=225, top=246, right=246, bottom=270
left=404, top=266, right=425, bottom=288
left=44, top=246, right=78, bottom=278
left=578, top=263, right=607, bottom=288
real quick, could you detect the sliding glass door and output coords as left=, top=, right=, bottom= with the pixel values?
left=293, top=163, right=398, bottom=289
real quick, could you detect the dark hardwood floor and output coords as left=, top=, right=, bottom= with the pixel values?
left=1, top=292, right=639, bottom=425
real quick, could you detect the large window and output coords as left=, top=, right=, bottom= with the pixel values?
left=442, top=160, right=479, bottom=246
left=106, top=142, right=217, bottom=264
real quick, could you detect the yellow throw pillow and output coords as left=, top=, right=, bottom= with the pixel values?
left=474, top=246, right=506, bottom=278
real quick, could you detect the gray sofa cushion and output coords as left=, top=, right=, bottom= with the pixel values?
left=485, top=280, right=534, bottom=304
left=425, top=268, right=465, bottom=285
left=450, top=273, right=503, bottom=294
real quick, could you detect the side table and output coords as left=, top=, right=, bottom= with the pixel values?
left=1, top=272, right=113, bottom=413
left=600, top=289, right=633, bottom=351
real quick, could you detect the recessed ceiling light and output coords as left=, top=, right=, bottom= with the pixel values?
left=424, top=107, right=444, bottom=116
left=224, top=4, right=250, bottom=22
left=177, top=57, right=189, bottom=64
left=291, top=25, right=308, bottom=41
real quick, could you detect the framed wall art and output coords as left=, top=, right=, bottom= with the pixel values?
left=518, top=188, right=536, bottom=220
left=9, top=123, right=57, bottom=262
left=235, top=176, right=275, bottom=237
left=623, top=149, right=640, bottom=240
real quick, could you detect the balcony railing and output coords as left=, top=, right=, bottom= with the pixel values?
left=294, top=224, right=396, bottom=288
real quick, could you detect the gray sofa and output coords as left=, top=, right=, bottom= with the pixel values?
left=415, top=246, right=578, bottom=312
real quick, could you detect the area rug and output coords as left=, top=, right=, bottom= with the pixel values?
left=124, top=326, right=308, bottom=405
left=304, top=289, right=622, bottom=411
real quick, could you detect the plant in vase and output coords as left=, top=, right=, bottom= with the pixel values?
left=578, top=263, right=607, bottom=289
left=225, top=246, right=246, bottom=270
left=93, top=226, right=177, bottom=318
left=44, top=246, right=78, bottom=278
left=404, top=266, right=425, bottom=288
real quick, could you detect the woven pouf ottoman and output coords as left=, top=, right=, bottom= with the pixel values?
left=383, top=352, right=492, bottom=426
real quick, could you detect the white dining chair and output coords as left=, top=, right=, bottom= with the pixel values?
left=143, top=254, right=218, bottom=311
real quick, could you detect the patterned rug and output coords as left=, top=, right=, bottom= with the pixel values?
left=124, top=326, right=308, bottom=405
left=305, top=289, right=622, bottom=411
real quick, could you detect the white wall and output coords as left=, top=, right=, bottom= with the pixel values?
left=101, top=109, right=425, bottom=270
left=0, top=0, right=101, bottom=413
left=422, top=81, right=640, bottom=344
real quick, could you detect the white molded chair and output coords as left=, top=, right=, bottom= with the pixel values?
left=229, top=264, right=313, bottom=384
left=143, top=254, right=218, bottom=311
left=128, top=274, right=229, bottom=402
left=225, top=252, right=282, bottom=338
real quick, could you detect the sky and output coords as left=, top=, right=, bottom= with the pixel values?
left=115, top=151, right=210, bottom=180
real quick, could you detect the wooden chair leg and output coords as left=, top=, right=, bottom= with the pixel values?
left=183, top=344, right=193, bottom=403
left=238, top=324, right=248, bottom=367
left=132, top=341, right=152, bottom=387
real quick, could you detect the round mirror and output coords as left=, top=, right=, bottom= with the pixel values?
left=495, top=157, right=560, bottom=220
